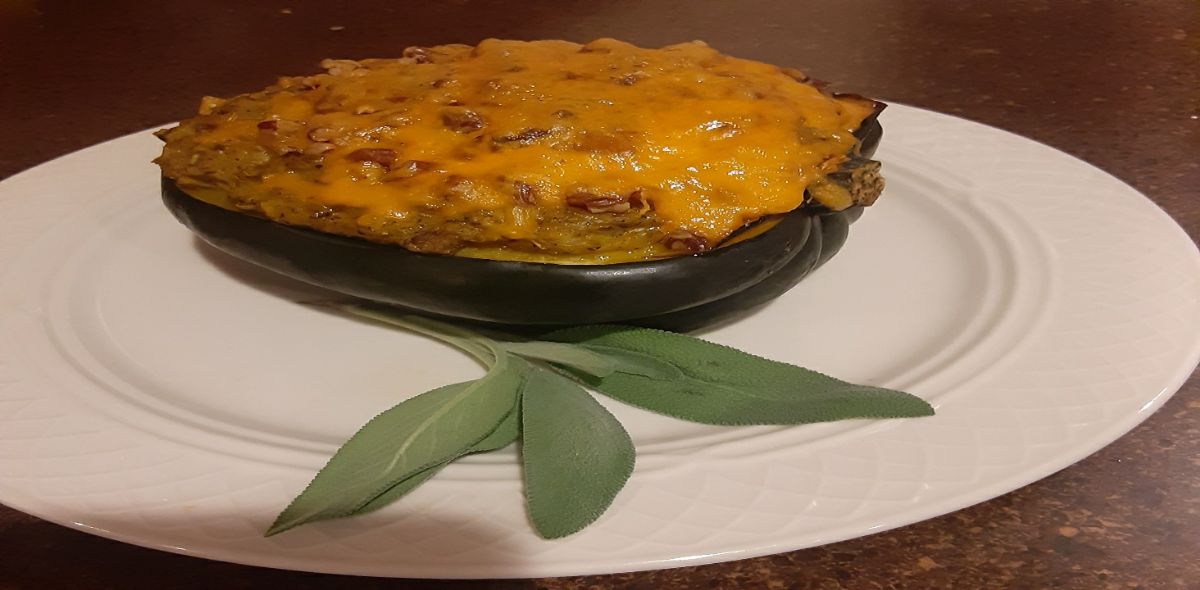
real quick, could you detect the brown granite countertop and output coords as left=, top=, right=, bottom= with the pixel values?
left=0, top=1, right=1196, bottom=588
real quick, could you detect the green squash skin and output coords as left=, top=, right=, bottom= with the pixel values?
left=162, top=118, right=882, bottom=329
left=631, top=210, right=856, bottom=332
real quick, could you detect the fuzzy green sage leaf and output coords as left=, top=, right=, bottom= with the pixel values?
left=356, top=403, right=521, bottom=514
left=497, top=341, right=618, bottom=378
left=545, top=325, right=934, bottom=425
left=266, top=352, right=523, bottom=536
left=520, top=362, right=635, bottom=539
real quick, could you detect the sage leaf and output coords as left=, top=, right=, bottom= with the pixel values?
left=499, top=341, right=618, bottom=377
left=571, top=344, right=682, bottom=379
left=356, top=403, right=521, bottom=514
left=521, top=363, right=634, bottom=539
left=546, top=325, right=934, bottom=425
left=502, top=340, right=679, bottom=379
left=465, top=397, right=523, bottom=452
left=266, top=353, right=525, bottom=536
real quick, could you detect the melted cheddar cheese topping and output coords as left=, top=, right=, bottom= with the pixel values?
left=157, top=39, right=877, bottom=261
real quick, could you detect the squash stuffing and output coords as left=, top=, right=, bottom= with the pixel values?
left=155, top=38, right=883, bottom=264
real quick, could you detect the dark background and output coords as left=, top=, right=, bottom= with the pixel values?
left=0, top=1, right=1197, bottom=588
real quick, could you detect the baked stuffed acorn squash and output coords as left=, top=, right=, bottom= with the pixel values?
left=155, top=39, right=885, bottom=329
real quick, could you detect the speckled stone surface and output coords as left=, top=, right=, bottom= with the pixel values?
left=0, top=1, right=1196, bottom=588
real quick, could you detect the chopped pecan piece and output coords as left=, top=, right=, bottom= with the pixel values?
left=493, top=128, right=550, bottom=146
left=346, top=148, right=397, bottom=169
left=513, top=181, right=537, bottom=205
left=306, top=127, right=338, bottom=142
left=566, top=191, right=631, bottom=213
left=402, top=46, right=431, bottom=64
left=664, top=230, right=709, bottom=253
left=627, top=189, right=648, bottom=209
left=441, top=108, right=485, bottom=133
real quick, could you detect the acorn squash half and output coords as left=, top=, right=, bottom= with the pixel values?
left=157, top=40, right=886, bottom=329
left=162, top=117, right=880, bottom=329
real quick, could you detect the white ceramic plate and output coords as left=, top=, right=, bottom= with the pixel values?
left=0, top=105, right=1197, bottom=578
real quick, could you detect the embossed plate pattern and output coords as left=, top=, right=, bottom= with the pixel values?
left=0, top=105, right=1197, bottom=578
